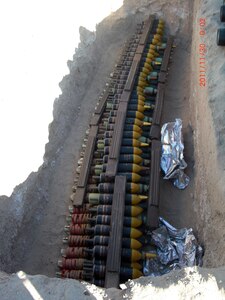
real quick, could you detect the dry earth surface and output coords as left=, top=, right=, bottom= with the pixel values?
left=0, top=0, right=225, bottom=298
left=1, top=267, right=225, bottom=299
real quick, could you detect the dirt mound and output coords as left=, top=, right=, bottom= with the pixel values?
left=0, top=267, right=225, bottom=299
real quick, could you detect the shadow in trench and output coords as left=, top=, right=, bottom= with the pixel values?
left=159, top=36, right=197, bottom=231
left=159, top=123, right=196, bottom=231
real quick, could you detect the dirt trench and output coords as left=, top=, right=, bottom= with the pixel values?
left=160, top=0, right=225, bottom=269
left=159, top=2, right=196, bottom=230
left=189, top=0, right=225, bottom=267
left=13, top=1, right=197, bottom=276
left=0, top=0, right=225, bottom=280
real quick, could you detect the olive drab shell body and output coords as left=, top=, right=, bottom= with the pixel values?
left=87, top=193, right=147, bottom=205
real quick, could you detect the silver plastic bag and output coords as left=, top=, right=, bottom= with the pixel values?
left=161, top=118, right=190, bottom=189
left=143, top=218, right=203, bottom=276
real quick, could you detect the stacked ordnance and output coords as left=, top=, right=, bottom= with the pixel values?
left=57, top=17, right=173, bottom=287
left=57, top=20, right=146, bottom=284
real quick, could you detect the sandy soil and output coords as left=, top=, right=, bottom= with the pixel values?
left=9, top=16, right=142, bottom=276
left=0, top=0, right=225, bottom=293
left=189, top=0, right=225, bottom=267
left=159, top=0, right=196, bottom=230
left=0, top=267, right=225, bottom=299
left=0, top=4, right=154, bottom=276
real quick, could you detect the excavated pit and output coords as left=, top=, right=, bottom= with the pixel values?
left=0, top=0, right=225, bottom=291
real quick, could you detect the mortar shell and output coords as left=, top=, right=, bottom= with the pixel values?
left=125, top=117, right=151, bottom=126
left=144, top=86, right=157, bottom=95
left=90, top=215, right=142, bottom=228
left=97, top=182, right=149, bottom=194
left=119, top=146, right=143, bottom=155
left=87, top=224, right=143, bottom=238
left=118, top=163, right=149, bottom=173
left=61, top=247, right=87, bottom=259
left=121, top=138, right=149, bottom=147
left=58, top=270, right=84, bottom=280
left=122, top=262, right=142, bottom=270
left=146, top=71, right=158, bottom=81
left=119, top=154, right=150, bottom=165
left=64, top=224, right=90, bottom=235
left=68, top=205, right=90, bottom=214
left=84, top=246, right=142, bottom=262
left=118, top=173, right=149, bottom=184
left=87, top=193, right=147, bottom=205
left=66, top=214, right=92, bottom=224
left=120, top=267, right=143, bottom=279
left=89, top=205, right=143, bottom=218
left=63, top=235, right=90, bottom=247
left=58, top=258, right=85, bottom=269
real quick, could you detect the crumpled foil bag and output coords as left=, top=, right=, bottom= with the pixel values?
left=143, top=217, right=203, bottom=277
left=161, top=118, right=190, bottom=189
